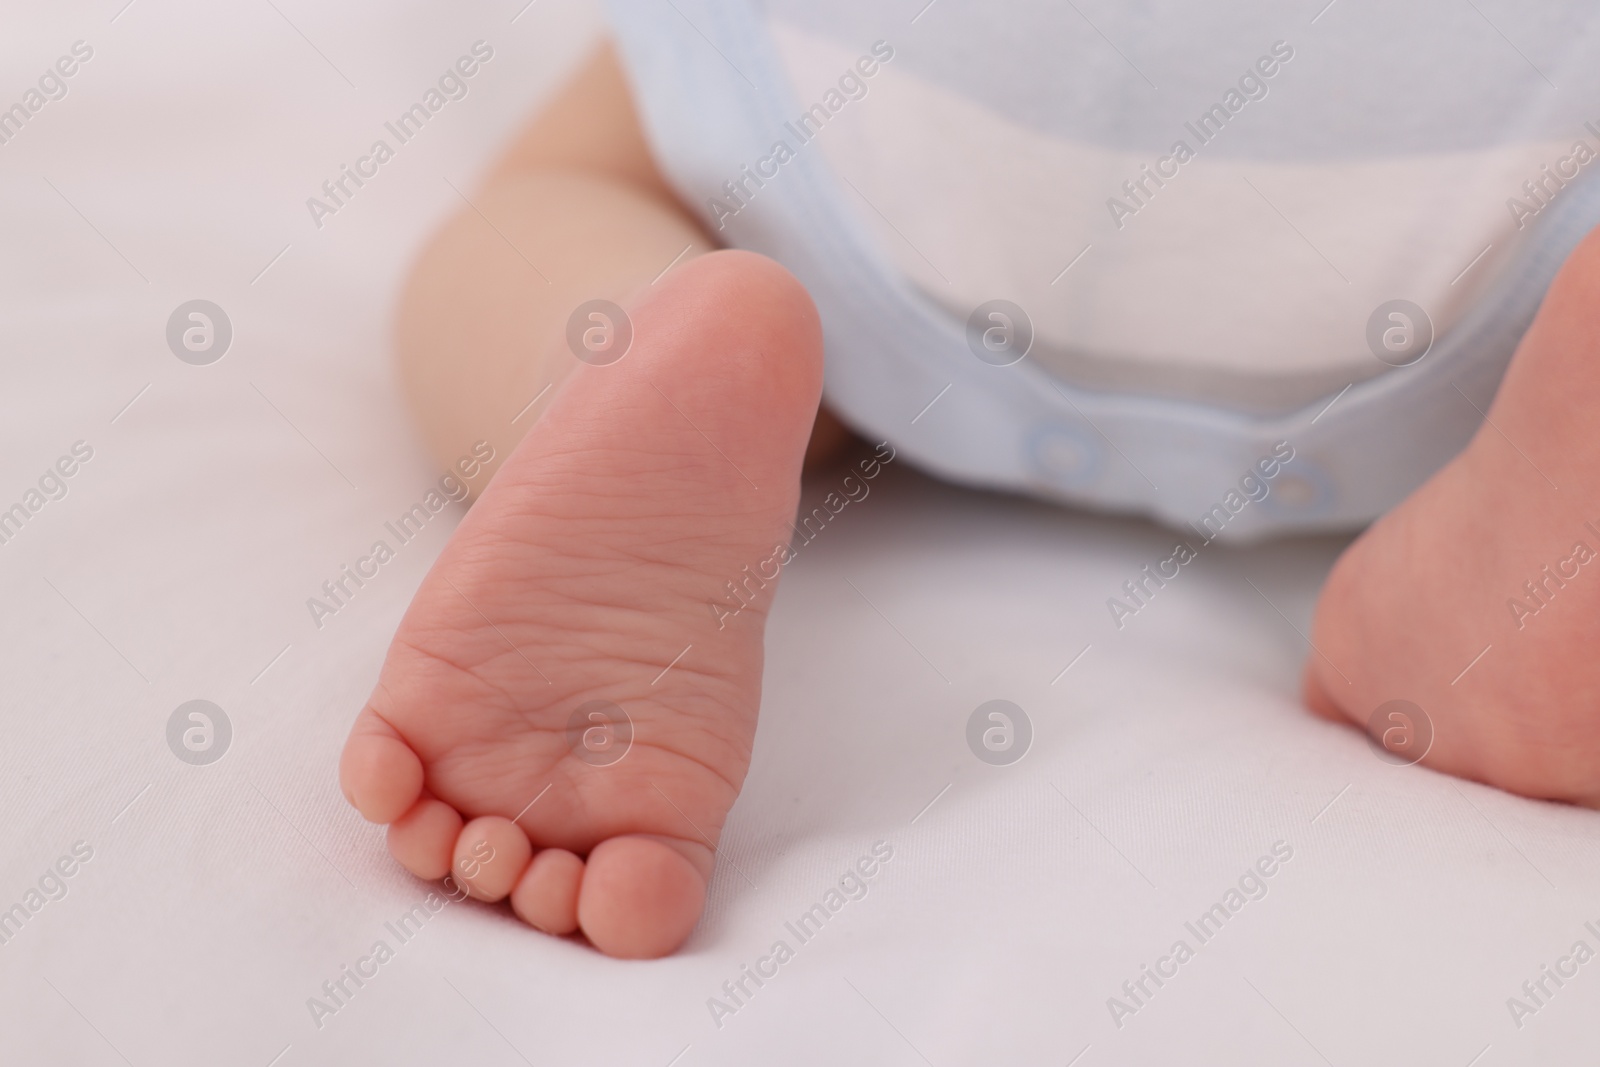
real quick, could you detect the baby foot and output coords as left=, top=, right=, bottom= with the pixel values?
left=340, top=251, right=822, bottom=956
left=1304, top=227, right=1600, bottom=804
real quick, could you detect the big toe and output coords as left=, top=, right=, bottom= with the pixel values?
left=577, top=837, right=708, bottom=959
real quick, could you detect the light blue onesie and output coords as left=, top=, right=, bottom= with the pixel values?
left=606, top=0, right=1600, bottom=539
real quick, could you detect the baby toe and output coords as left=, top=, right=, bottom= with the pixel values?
left=387, top=796, right=464, bottom=880
left=339, top=710, right=425, bottom=824
left=453, top=816, right=533, bottom=902
left=510, top=848, right=585, bottom=935
left=577, top=836, right=707, bottom=959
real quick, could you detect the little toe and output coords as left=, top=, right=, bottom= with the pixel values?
left=454, top=816, right=533, bottom=902
left=387, top=796, right=464, bottom=880
left=577, top=836, right=708, bottom=959
left=510, top=848, right=585, bottom=935
left=339, top=709, right=424, bottom=824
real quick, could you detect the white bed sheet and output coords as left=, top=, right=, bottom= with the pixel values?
left=1, top=3, right=1596, bottom=1065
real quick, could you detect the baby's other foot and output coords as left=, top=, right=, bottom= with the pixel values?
left=340, top=251, right=822, bottom=956
left=1305, top=227, right=1600, bottom=804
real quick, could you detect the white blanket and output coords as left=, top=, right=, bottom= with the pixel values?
left=0, top=3, right=1592, bottom=1064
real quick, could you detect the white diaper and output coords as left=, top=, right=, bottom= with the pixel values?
left=605, top=0, right=1600, bottom=538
